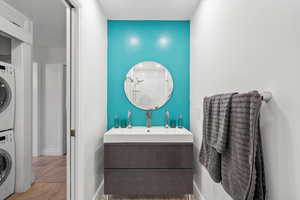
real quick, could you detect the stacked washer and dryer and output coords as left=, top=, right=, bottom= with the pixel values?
left=0, top=61, right=16, bottom=199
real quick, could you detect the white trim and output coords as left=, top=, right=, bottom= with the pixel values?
left=64, top=0, right=80, bottom=200
left=92, top=180, right=104, bottom=200
left=0, top=0, right=29, bottom=27
left=193, top=181, right=207, bottom=200
left=0, top=16, right=32, bottom=44
left=12, top=39, right=33, bottom=193
left=73, top=6, right=80, bottom=200
left=0, top=0, right=33, bottom=44
left=65, top=6, right=72, bottom=200
left=32, top=62, right=40, bottom=157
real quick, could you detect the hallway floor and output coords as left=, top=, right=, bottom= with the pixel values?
left=8, top=156, right=66, bottom=200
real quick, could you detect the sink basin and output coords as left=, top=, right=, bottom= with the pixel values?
left=104, top=126, right=193, bottom=143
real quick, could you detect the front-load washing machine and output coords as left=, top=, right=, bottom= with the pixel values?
left=0, top=130, right=15, bottom=199
left=0, top=61, right=15, bottom=131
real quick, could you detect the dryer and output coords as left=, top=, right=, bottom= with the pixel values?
left=0, top=130, right=15, bottom=199
left=0, top=61, right=15, bottom=131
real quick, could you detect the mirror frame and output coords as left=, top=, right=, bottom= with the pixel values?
left=124, top=61, right=174, bottom=110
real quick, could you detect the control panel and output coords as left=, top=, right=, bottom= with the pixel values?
left=0, top=63, right=15, bottom=75
left=0, top=132, right=13, bottom=144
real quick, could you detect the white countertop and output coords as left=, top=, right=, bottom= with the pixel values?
left=104, top=126, right=193, bottom=143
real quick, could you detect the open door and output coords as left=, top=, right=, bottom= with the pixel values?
left=64, top=0, right=80, bottom=200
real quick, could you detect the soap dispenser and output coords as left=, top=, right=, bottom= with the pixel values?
left=114, top=115, right=120, bottom=128
left=128, top=110, right=132, bottom=128
left=178, top=114, right=183, bottom=129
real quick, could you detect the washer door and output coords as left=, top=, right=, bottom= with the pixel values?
left=0, top=77, right=11, bottom=114
left=0, top=149, right=12, bottom=186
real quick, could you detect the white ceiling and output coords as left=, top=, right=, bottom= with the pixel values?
left=99, top=0, right=201, bottom=20
left=2, top=0, right=200, bottom=51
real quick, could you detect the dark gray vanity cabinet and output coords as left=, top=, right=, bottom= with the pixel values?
left=104, top=143, right=193, bottom=195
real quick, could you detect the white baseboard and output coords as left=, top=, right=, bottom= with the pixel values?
left=32, top=152, right=40, bottom=157
left=92, top=180, right=104, bottom=200
left=40, top=147, right=64, bottom=156
left=194, top=181, right=207, bottom=200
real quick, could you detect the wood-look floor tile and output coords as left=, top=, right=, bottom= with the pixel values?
left=8, top=156, right=66, bottom=200
left=8, top=183, right=66, bottom=200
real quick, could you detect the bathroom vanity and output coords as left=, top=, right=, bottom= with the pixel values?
left=104, top=61, right=193, bottom=196
left=104, top=127, right=193, bottom=196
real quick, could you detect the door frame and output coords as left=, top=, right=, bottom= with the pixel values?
left=62, top=0, right=80, bottom=200
left=32, top=62, right=40, bottom=157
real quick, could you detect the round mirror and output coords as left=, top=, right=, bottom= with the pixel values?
left=124, top=61, right=173, bottom=110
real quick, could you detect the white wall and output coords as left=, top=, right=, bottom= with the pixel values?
left=76, top=0, right=107, bottom=199
left=33, top=47, right=66, bottom=65
left=40, top=64, right=66, bottom=156
left=190, top=0, right=300, bottom=199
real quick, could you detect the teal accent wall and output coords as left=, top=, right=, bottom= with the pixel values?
left=108, top=20, right=190, bottom=129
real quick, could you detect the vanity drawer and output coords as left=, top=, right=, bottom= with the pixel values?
left=104, top=143, right=193, bottom=169
left=104, top=169, right=193, bottom=195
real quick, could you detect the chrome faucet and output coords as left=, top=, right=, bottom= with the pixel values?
left=165, top=110, right=170, bottom=128
left=128, top=110, right=132, bottom=128
left=146, top=111, right=152, bottom=128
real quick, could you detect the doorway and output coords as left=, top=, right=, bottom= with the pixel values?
left=9, top=3, right=68, bottom=200
left=4, top=0, right=79, bottom=199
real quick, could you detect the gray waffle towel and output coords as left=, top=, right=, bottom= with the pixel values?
left=199, top=93, right=235, bottom=183
left=199, top=91, right=266, bottom=200
left=204, top=93, right=236, bottom=153
left=221, top=91, right=266, bottom=200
